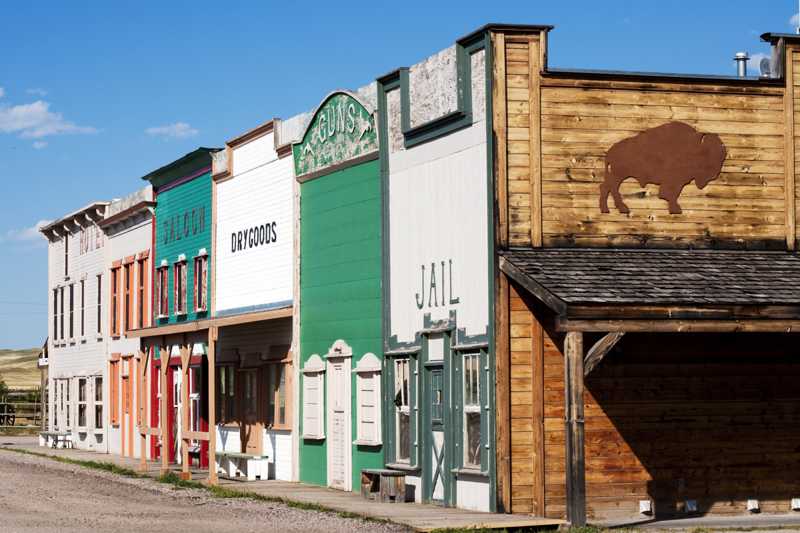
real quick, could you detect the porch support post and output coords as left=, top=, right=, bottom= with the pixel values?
left=180, top=342, right=190, bottom=480
left=159, top=344, right=170, bottom=476
left=139, top=346, right=148, bottom=473
left=207, top=326, right=218, bottom=485
left=564, top=331, right=586, bottom=527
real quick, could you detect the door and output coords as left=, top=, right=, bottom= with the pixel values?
left=121, top=374, right=131, bottom=457
left=172, top=368, right=182, bottom=464
left=425, top=365, right=449, bottom=504
left=240, top=369, right=262, bottom=455
left=327, top=357, right=351, bottom=491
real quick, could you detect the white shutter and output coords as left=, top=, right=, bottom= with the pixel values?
left=302, top=354, right=325, bottom=439
left=353, top=353, right=382, bottom=446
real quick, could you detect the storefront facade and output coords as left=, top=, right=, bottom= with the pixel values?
left=295, top=90, right=384, bottom=491
left=211, top=120, right=297, bottom=480
left=40, top=202, right=110, bottom=452
left=490, top=25, right=800, bottom=525
left=376, top=30, right=495, bottom=511
left=99, top=186, right=154, bottom=459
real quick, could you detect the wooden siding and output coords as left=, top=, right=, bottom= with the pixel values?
left=792, top=47, right=800, bottom=249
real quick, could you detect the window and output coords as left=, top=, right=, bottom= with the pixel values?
left=94, top=376, right=103, bottom=429
left=189, top=366, right=200, bottom=433
left=462, top=352, right=481, bottom=468
left=68, top=284, right=74, bottom=339
left=137, top=256, right=148, bottom=328
left=393, top=358, right=411, bottom=462
left=77, top=378, right=87, bottom=427
left=110, top=266, right=120, bottom=336
left=174, top=260, right=187, bottom=315
left=155, top=266, right=169, bottom=318
left=110, top=359, right=120, bottom=426
left=354, top=353, right=381, bottom=445
left=243, top=370, right=257, bottom=419
left=52, top=289, right=58, bottom=341
left=301, top=354, right=325, bottom=439
left=59, top=287, right=64, bottom=340
left=53, top=380, right=60, bottom=429
left=266, top=362, right=291, bottom=429
left=193, top=254, right=208, bottom=312
left=80, top=280, right=85, bottom=337
left=123, top=263, right=132, bottom=332
left=65, top=379, right=71, bottom=429
left=96, top=274, right=102, bottom=335
left=64, top=234, right=68, bottom=276
left=216, top=365, right=236, bottom=423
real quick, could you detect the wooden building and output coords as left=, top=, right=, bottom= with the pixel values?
left=210, top=119, right=298, bottom=481
left=294, top=89, right=385, bottom=492
left=99, top=186, right=154, bottom=460
left=490, top=25, right=800, bottom=524
left=40, top=201, right=110, bottom=452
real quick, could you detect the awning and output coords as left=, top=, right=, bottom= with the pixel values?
left=499, top=248, right=800, bottom=332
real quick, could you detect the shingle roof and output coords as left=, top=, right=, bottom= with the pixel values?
left=499, top=248, right=800, bottom=307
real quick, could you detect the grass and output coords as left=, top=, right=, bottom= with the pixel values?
left=0, top=446, right=142, bottom=477
left=0, top=348, right=41, bottom=390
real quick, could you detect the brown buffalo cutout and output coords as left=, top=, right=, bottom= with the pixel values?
left=599, top=121, right=727, bottom=214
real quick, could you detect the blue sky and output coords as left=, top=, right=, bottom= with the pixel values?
left=0, top=1, right=796, bottom=348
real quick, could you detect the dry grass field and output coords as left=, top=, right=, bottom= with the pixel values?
left=0, top=348, right=40, bottom=390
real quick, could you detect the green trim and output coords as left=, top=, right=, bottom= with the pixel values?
left=141, top=148, right=218, bottom=189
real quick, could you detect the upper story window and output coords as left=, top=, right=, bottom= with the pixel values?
left=137, top=255, right=149, bottom=329
left=52, top=289, right=58, bottom=341
left=59, top=287, right=65, bottom=341
left=110, top=266, right=120, bottom=337
left=80, top=280, right=85, bottom=338
left=123, top=262, right=132, bottom=332
left=96, top=274, right=102, bottom=336
left=155, top=264, right=169, bottom=318
left=193, top=252, right=208, bottom=313
left=64, top=235, right=69, bottom=277
left=174, top=259, right=187, bottom=316
left=68, top=284, right=74, bottom=340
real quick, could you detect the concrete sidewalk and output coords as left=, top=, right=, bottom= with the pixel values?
left=0, top=436, right=561, bottom=532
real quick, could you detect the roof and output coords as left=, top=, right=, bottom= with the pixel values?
left=500, top=248, right=800, bottom=311
left=39, top=201, right=110, bottom=236
left=141, top=147, right=221, bottom=189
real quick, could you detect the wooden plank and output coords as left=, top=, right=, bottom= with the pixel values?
left=180, top=342, right=190, bottom=479
left=499, top=256, right=566, bottom=315
left=540, top=76, right=784, bottom=96
left=159, top=345, right=169, bottom=475
left=788, top=48, right=798, bottom=250
left=541, top=86, right=783, bottom=109
left=529, top=37, right=542, bottom=247
left=531, top=311, right=545, bottom=515
left=556, top=318, right=800, bottom=333
left=493, top=32, right=509, bottom=248
left=583, top=332, right=625, bottom=376
left=563, top=331, right=586, bottom=527
left=207, top=326, right=218, bottom=484
left=495, top=270, right=511, bottom=512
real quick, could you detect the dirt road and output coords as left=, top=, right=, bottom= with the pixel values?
left=0, top=449, right=407, bottom=533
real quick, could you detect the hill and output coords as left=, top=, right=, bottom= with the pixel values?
left=0, top=348, right=41, bottom=390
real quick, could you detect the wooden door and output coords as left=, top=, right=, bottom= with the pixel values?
left=240, top=369, right=262, bottom=455
left=121, top=375, right=131, bottom=456
left=327, top=359, right=350, bottom=490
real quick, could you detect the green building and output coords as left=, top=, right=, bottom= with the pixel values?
left=295, top=92, right=384, bottom=491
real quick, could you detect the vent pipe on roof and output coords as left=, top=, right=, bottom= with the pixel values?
left=734, top=52, right=749, bottom=77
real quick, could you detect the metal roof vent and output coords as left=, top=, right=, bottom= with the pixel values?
left=734, top=52, right=750, bottom=77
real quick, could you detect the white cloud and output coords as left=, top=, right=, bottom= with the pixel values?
left=32, top=140, right=47, bottom=150
left=791, top=12, right=799, bottom=28
left=0, top=220, right=52, bottom=245
left=145, top=121, right=198, bottom=139
left=26, top=88, right=47, bottom=97
left=0, top=87, right=4, bottom=98
left=0, top=100, right=97, bottom=139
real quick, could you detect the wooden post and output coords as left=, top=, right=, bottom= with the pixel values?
left=207, top=326, right=218, bottom=485
left=785, top=44, right=797, bottom=251
left=564, top=331, right=586, bottom=526
left=159, top=345, right=169, bottom=476
left=492, top=32, right=508, bottom=248
left=180, top=342, right=190, bottom=480
left=139, top=346, right=148, bottom=473
left=495, top=272, right=511, bottom=512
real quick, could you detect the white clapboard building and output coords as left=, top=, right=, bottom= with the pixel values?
left=40, top=201, right=110, bottom=452
left=210, top=119, right=298, bottom=481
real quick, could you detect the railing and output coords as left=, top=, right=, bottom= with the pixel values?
left=0, top=401, right=43, bottom=430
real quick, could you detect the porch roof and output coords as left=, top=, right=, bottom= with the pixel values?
left=499, top=248, right=800, bottom=332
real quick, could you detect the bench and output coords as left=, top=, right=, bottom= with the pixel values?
left=215, top=451, right=270, bottom=481
left=361, top=469, right=406, bottom=503
left=39, top=431, right=73, bottom=449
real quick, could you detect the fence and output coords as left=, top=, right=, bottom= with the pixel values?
left=0, top=392, right=43, bottom=431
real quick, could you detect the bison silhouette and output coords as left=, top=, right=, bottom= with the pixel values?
left=599, top=121, right=726, bottom=214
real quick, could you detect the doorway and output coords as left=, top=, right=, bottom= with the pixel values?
left=326, top=347, right=352, bottom=491
left=422, top=334, right=453, bottom=506
left=239, top=368, right=262, bottom=455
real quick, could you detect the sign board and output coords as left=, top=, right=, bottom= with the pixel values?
left=293, top=92, right=377, bottom=178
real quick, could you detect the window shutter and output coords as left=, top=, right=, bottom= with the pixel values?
left=201, top=258, right=208, bottom=311
left=354, top=353, right=382, bottom=445
left=181, top=263, right=187, bottom=313
left=301, top=354, right=325, bottom=439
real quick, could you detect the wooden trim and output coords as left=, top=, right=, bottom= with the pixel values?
left=139, top=426, right=160, bottom=436
left=295, top=152, right=379, bottom=183
left=159, top=346, right=169, bottom=475
left=557, top=318, right=800, bottom=333
left=137, top=249, right=150, bottom=259
left=786, top=46, right=797, bottom=251
left=123, top=255, right=136, bottom=265
left=111, top=260, right=122, bottom=268
left=567, top=304, right=800, bottom=321
left=125, top=306, right=293, bottom=338
left=494, top=271, right=511, bottom=512
left=540, top=72, right=784, bottom=94
left=180, top=343, right=190, bottom=479
left=276, top=143, right=293, bottom=159
left=498, top=257, right=566, bottom=315
left=583, top=331, right=624, bottom=376
left=492, top=32, right=508, bottom=248
left=531, top=312, right=545, bottom=515
left=528, top=36, right=542, bottom=247
left=227, top=119, right=274, bottom=148
left=182, top=430, right=209, bottom=441
left=98, top=201, right=155, bottom=228
left=207, top=326, right=218, bottom=484
left=139, top=348, right=148, bottom=471
left=563, top=331, right=586, bottom=527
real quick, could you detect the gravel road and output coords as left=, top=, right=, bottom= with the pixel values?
left=0, top=449, right=408, bottom=533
